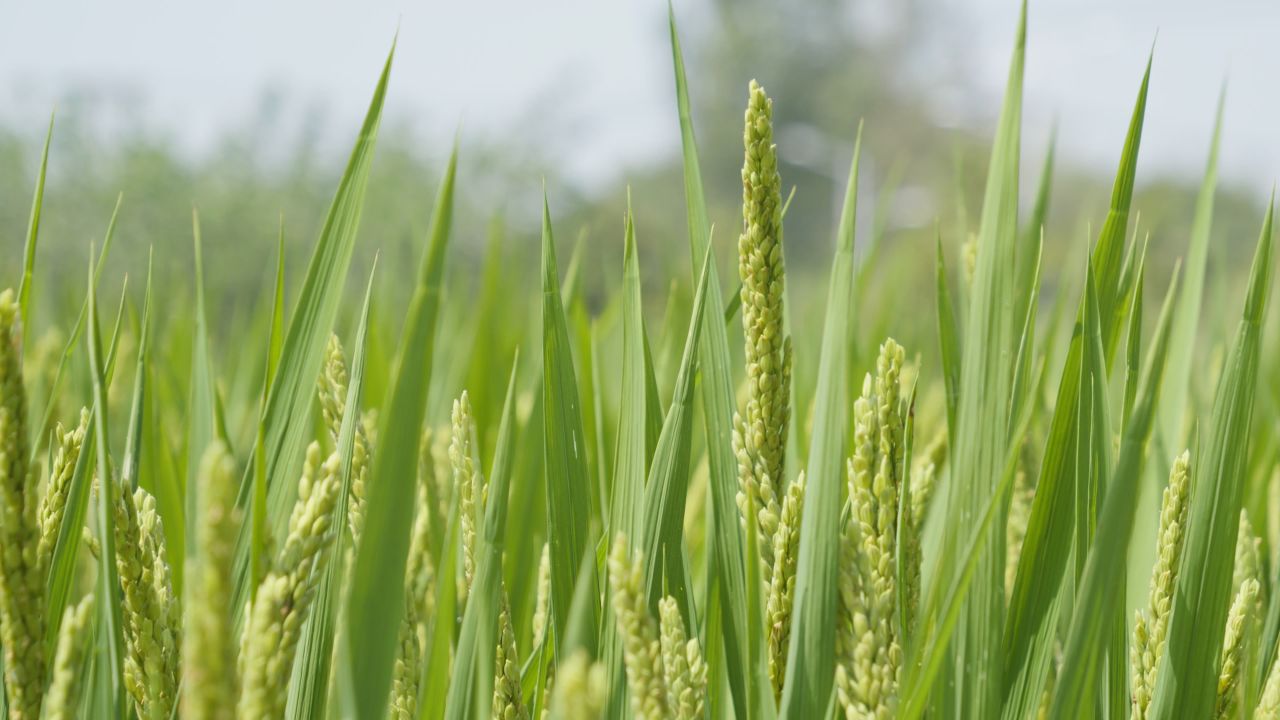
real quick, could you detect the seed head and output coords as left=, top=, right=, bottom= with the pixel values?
left=734, top=80, right=792, bottom=585
left=551, top=649, right=607, bottom=720
left=658, top=596, right=706, bottom=720
left=37, top=408, right=89, bottom=570
left=238, top=443, right=341, bottom=719
left=44, top=593, right=95, bottom=720
left=0, top=289, right=47, bottom=720
left=608, top=535, right=667, bottom=720
left=1131, top=450, right=1191, bottom=720
left=182, top=442, right=240, bottom=720
left=766, top=473, right=804, bottom=699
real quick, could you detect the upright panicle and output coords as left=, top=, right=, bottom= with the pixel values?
left=734, top=80, right=793, bottom=580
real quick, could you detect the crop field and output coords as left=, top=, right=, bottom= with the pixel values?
left=0, top=4, right=1277, bottom=719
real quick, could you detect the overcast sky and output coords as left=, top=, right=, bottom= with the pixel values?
left=1, top=1, right=1276, bottom=194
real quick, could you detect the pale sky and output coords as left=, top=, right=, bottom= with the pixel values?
left=0, top=1, right=1276, bottom=194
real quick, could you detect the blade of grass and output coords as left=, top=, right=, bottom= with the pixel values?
left=941, top=5, right=1025, bottom=715
left=935, top=231, right=961, bottom=442
left=417, top=496, right=460, bottom=720
left=1149, top=199, right=1274, bottom=719
left=902, top=356, right=1042, bottom=720
left=346, top=141, right=456, bottom=720
left=639, top=247, right=712, bottom=620
left=1049, top=264, right=1180, bottom=719
left=286, top=260, right=376, bottom=720
left=539, top=191, right=596, bottom=668
left=1001, top=58, right=1153, bottom=719
left=669, top=7, right=752, bottom=713
left=185, top=211, right=220, bottom=584
left=231, top=43, right=395, bottom=624
left=86, top=244, right=126, bottom=718
left=252, top=227, right=287, bottom=597
left=444, top=356, right=520, bottom=720
left=42, top=260, right=136, bottom=657
left=30, top=196, right=120, bottom=467
left=778, top=123, right=862, bottom=719
left=603, top=198, right=651, bottom=716
left=17, top=112, right=53, bottom=333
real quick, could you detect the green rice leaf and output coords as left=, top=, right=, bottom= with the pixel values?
left=1096, top=54, right=1152, bottom=368
left=668, top=7, right=752, bottom=713
left=539, top=191, right=596, bottom=669
left=935, top=232, right=961, bottom=443
left=902, top=359, right=1042, bottom=720
left=86, top=244, right=126, bottom=718
left=444, top=355, right=520, bottom=720
left=17, top=112, right=53, bottom=333
left=286, top=260, right=376, bottom=720
left=346, top=139, right=456, bottom=720
left=1000, top=58, right=1153, bottom=719
left=418, top=496, right=460, bottom=719
left=252, top=227, right=287, bottom=598
left=777, top=122, right=862, bottom=719
left=185, top=211, right=221, bottom=582
left=638, top=247, right=711, bottom=619
left=1149, top=199, right=1274, bottom=720
left=232, top=43, right=394, bottom=625
left=30, top=196, right=120, bottom=468
left=1049, top=262, right=1181, bottom=719
left=941, top=4, right=1025, bottom=715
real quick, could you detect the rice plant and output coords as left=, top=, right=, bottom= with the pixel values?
left=1, top=4, right=1279, bottom=719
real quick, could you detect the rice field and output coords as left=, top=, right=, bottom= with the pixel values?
left=1, top=4, right=1278, bottom=719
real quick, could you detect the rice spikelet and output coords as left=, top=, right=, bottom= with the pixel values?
left=733, top=79, right=792, bottom=582
left=1216, top=578, right=1259, bottom=719
left=1131, top=450, right=1191, bottom=720
left=766, top=472, right=804, bottom=698
left=608, top=535, right=667, bottom=720
left=452, top=391, right=483, bottom=602
left=533, top=542, right=551, bottom=645
left=115, top=483, right=180, bottom=720
left=658, top=596, right=707, bottom=720
left=0, top=289, right=47, bottom=720
left=317, top=333, right=373, bottom=546
left=492, top=593, right=527, bottom=720
left=551, top=649, right=606, bottom=720
left=837, top=339, right=907, bottom=720
left=182, top=442, right=240, bottom=720
left=44, top=593, right=94, bottom=720
left=37, top=408, right=89, bottom=568
left=238, top=442, right=341, bottom=719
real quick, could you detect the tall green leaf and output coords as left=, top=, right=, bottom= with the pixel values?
left=346, top=143, right=457, bottom=720
left=1149, top=200, right=1274, bottom=719
left=85, top=244, right=126, bottom=718
left=286, top=262, right=376, bottom=720
left=942, top=5, right=1024, bottom=716
left=1049, top=266, right=1180, bottom=719
left=17, top=113, right=53, bottom=333
left=668, top=7, right=752, bottom=713
left=444, top=356, right=520, bottom=720
left=539, top=192, right=596, bottom=665
left=639, top=248, right=712, bottom=618
left=185, top=212, right=220, bottom=585
left=232, top=44, right=395, bottom=621
left=1001, top=57, right=1153, bottom=719
left=777, top=124, right=862, bottom=719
